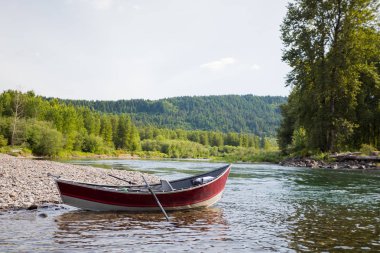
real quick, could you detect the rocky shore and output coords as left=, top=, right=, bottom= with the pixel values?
left=0, top=154, right=160, bottom=211
left=280, top=156, right=379, bottom=170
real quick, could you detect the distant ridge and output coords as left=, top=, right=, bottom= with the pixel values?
left=57, top=95, right=287, bottom=136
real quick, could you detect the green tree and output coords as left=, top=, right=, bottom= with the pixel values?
left=199, top=131, right=209, bottom=146
left=225, top=132, right=240, bottom=146
left=61, top=106, right=80, bottom=150
left=10, top=91, right=24, bottom=146
left=280, top=0, right=380, bottom=152
left=100, top=115, right=113, bottom=146
left=210, top=132, right=224, bottom=147
left=115, top=114, right=140, bottom=150
left=115, top=114, right=129, bottom=149
left=127, top=124, right=141, bottom=151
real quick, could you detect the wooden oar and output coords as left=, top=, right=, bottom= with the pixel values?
left=142, top=175, right=170, bottom=222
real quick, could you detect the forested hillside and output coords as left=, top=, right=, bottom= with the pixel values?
left=57, top=95, right=286, bottom=136
left=0, top=90, right=280, bottom=161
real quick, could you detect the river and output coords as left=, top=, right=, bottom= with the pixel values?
left=1, top=160, right=379, bottom=252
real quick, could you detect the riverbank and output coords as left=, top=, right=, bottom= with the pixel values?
left=0, top=154, right=160, bottom=211
left=280, top=156, right=379, bottom=170
left=1, top=145, right=283, bottom=163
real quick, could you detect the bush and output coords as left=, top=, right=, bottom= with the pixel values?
left=0, top=134, right=7, bottom=147
left=360, top=144, right=377, bottom=156
left=311, top=152, right=330, bottom=161
left=83, top=134, right=105, bottom=153
left=291, top=127, right=307, bottom=152
left=0, top=117, right=11, bottom=141
left=141, top=139, right=162, bottom=152
left=26, top=120, right=63, bottom=156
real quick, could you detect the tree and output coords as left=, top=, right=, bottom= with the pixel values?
left=100, top=116, right=113, bottom=146
left=117, top=114, right=132, bottom=149
left=127, top=124, right=141, bottom=151
left=210, top=132, right=224, bottom=147
left=199, top=131, right=209, bottom=146
left=279, top=0, right=380, bottom=152
left=10, top=91, right=24, bottom=146
left=277, top=96, right=297, bottom=153
left=225, top=132, right=240, bottom=146
left=115, top=114, right=140, bottom=151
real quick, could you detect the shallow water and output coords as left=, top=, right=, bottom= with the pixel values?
left=1, top=160, right=379, bottom=252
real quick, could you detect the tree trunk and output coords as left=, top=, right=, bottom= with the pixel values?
left=10, top=92, right=23, bottom=146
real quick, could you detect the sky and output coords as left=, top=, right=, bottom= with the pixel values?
left=0, top=0, right=291, bottom=100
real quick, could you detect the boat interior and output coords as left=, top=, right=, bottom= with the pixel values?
left=122, top=164, right=230, bottom=192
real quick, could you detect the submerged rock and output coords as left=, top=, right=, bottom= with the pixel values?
left=27, top=204, right=38, bottom=210
left=38, top=213, right=48, bottom=218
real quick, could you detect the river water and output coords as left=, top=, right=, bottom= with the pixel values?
left=1, top=160, right=379, bottom=252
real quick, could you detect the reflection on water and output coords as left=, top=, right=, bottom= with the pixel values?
left=54, top=208, right=229, bottom=252
left=286, top=201, right=380, bottom=251
left=1, top=160, right=380, bottom=252
left=283, top=168, right=380, bottom=252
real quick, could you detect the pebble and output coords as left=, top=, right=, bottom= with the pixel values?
left=0, top=154, right=160, bottom=211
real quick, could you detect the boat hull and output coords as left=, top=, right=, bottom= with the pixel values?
left=60, top=191, right=224, bottom=211
left=55, top=165, right=231, bottom=212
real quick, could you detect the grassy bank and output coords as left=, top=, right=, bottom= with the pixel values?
left=0, top=145, right=282, bottom=163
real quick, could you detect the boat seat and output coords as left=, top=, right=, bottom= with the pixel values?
left=160, top=180, right=174, bottom=191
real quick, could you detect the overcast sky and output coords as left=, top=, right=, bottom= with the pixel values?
left=0, top=0, right=291, bottom=100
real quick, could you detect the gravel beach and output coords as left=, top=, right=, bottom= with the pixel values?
left=0, top=154, right=160, bottom=211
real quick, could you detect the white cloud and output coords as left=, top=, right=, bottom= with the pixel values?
left=200, top=57, right=236, bottom=71
left=250, top=64, right=261, bottom=70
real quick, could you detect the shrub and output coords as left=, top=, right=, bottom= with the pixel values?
left=26, top=120, right=63, bottom=156
left=83, top=134, right=105, bottom=154
left=0, top=134, right=7, bottom=147
left=360, top=144, right=377, bottom=156
left=291, top=127, right=307, bottom=152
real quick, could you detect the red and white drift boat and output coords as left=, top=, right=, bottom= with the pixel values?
left=54, top=164, right=231, bottom=212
